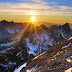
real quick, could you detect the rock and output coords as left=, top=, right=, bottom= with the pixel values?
left=59, top=23, right=71, bottom=38
left=65, top=68, right=72, bottom=72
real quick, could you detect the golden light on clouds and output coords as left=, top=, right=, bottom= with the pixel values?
left=28, top=11, right=38, bottom=15
left=0, top=2, right=72, bottom=23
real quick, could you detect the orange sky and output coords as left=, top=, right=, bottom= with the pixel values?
left=0, top=1, right=72, bottom=24
left=0, top=15, right=72, bottom=24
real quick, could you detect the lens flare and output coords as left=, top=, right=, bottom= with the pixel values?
left=31, top=16, right=35, bottom=22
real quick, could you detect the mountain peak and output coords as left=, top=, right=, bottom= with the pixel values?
left=1, top=20, right=8, bottom=22
left=40, top=24, right=48, bottom=29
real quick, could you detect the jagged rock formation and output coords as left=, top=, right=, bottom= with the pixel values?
left=23, top=44, right=72, bottom=72
left=0, top=20, right=25, bottom=43
left=59, top=23, right=71, bottom=38
left=0, top=21, right=72, bottom=72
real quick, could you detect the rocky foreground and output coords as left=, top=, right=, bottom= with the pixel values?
left=20, top=43, right=72, bottom=72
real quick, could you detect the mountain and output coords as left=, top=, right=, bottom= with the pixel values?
left=0, top=20, right=25, bottom=43
left=21, top=43, right=72, bottom=72
left=59, top=23, right=71, bottom=38
left=0, top=21, right=72, bottom=72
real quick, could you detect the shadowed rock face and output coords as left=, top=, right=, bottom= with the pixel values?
left=59, top=23, right=71, bottom=38
left=0, top=20, right=25, bottom=43
left=0, top=21, right=72, bottom=72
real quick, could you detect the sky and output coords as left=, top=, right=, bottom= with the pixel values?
left=0, top=0, right=72, bottom=23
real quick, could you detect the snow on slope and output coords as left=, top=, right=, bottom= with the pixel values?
left=25, top=29, right=67, bottom=56
left=68, top=36, right=72, bottom=40
left=0, top=47, right=14, bottom=54
left=14, top=63, right=27, bottom=72
left=25, top=31, right=55, bottom=56
left=62, top=42, right=71, bottom=49
left=0, top=41, right=16, bottom=47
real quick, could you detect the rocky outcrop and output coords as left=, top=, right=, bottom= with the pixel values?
left=21, top=42, right=72, bottom=72
left=0, top=20, right=24, bottom=43
left=59, top=23, right=71, bottom=38
left=0, top=22, right=72, bottom=72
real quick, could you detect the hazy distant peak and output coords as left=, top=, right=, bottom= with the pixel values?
left=40, top=24, right=48, bottom=29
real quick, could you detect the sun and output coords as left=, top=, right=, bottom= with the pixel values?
left=31, top=16, right=35, bottom=22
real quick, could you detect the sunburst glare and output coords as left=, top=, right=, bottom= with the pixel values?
left=31, top=16, right=36, bottom=22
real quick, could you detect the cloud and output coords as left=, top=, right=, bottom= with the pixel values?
left=0, top=2, right=72, bottom=15
left=29, top=0, right=47, bottom=5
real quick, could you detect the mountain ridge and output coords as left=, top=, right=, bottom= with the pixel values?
left=0, top=20, right=72, bottom=72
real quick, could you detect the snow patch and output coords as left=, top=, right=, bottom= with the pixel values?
left=0, top=47, right=14, bottom=54
left=62, top=43, right=71, bottom=49
left=1, top=62, right=16, bottom=68
left=68, top=37, right=72, bottom=40
left=14, top=63, right=27, bottom=72
left=16, top=52, right=21, bottom=56
left=0, top=41, right=16, bottom=47
left=25, top=38, right=38, bottom=56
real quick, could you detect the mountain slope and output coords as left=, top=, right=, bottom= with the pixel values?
left=21, top=43, right=72, bottom=72
left=0, top=22, right=72, bottom=72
